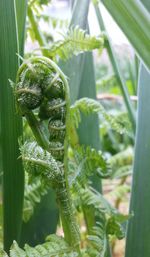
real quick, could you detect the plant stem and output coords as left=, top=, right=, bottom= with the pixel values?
left=25, top=111, right=49, bottom=150
left=56, top=183, right=80, bottom=251
left=27, top=6, right=49, bottom=56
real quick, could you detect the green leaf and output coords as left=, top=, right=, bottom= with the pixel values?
left=68, top=145, right=111, bottom=187
left=101, top=0, right=150, bottom=71
left=87, top=221, right=107, bottom=257
left=70, top=97, right=128, bottom=134
left=82, top=187, right=129, bottom=240
left=16, top=0, right=28, bottom=56
left=109, top=147, right=133, bottom=178
left=9, top=236, right=78, bottom=257
left=141, top=0, right=150, bottom=10
left=125, top=65, right=150, bottom=257
left=49, top=26, right=104, bottom=60
left=0, top=0, right=27, bottom=251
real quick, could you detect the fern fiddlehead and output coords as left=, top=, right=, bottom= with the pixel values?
left=15, top=57, right=80, bottom=251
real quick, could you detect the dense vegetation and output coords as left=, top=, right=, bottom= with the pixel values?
left=0, top=0, right=150, bottom=256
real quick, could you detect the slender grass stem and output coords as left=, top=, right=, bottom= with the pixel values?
left=27, top=7, right=49, bottom=57
left=94, top=3, right=136, bottom=133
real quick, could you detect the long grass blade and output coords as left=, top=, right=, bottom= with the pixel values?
left=101, top=0, right=150, bottom=71
left=125, top=65, right=150, bottom=257
left=60, top=0, right=90, bottom=103
left=141, top=0, right=150, bottom=11
left=16, top=0, right=28, bottom=56
left=0, top=0, right=27, bottom=251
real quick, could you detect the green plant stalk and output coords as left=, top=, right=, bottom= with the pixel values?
left=0, top=0, right=27, bottom=252
left=100, top=0, right=150, bottom=71
left=28, top=6, right=48, bottom=56
left=94, top=4, right=136, bottom=132
left=16, top=57, right=81, bottom=252
left=125, top=65, right=150, bottom=257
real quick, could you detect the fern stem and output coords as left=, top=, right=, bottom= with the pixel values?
left=25, top=111, right=50, bottom=150
left=56, top=183, right=80, bottom=250
left=62, top=65, right=81, bottom=253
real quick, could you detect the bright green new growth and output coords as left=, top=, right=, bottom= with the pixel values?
left=1, top=56, right=129, bottom=257
left=5, top=235, right=77, bottom=257
left=70, top=97, right=129, bottom=134
left=15, top=56, right=80, bottom=251
left=49, top=26, right=104, bottom=60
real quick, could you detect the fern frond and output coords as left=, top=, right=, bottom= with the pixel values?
left=9, top=235, right=78, bottom=257
left=28, top=0, right=49, bottom=8
left=109, top=147, right=133, bottom=178
left=86, top=213, right=107, bottom=257
left=70, top=97, right=128, bottom=134
left=81, top=187, right=129, bottom=239
left=111, top=165, right=132, bottom=179
left=23, top=175, right=49, bottom=222
left=68, top=145, right=111, bottom=188
left=106, top=184, right=130, bottom=203
left=49, top=26, right=104, bottom=60
left=20, top=142, right=62, bottom=185
left=109, top=147, right=133, bottom=168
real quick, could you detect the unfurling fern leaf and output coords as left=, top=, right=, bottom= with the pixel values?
left=70, top=97, right=128, bottom=134
left=49, top=26, right=104, bottom=60
left=68, top=145, right=111, bottom=188
left=20, top=141, right=62, bottom=186
left=16, top=57, right=80, bottom=249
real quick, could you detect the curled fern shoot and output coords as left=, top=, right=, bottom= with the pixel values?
left=15, top=57, right=80, bottom=251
